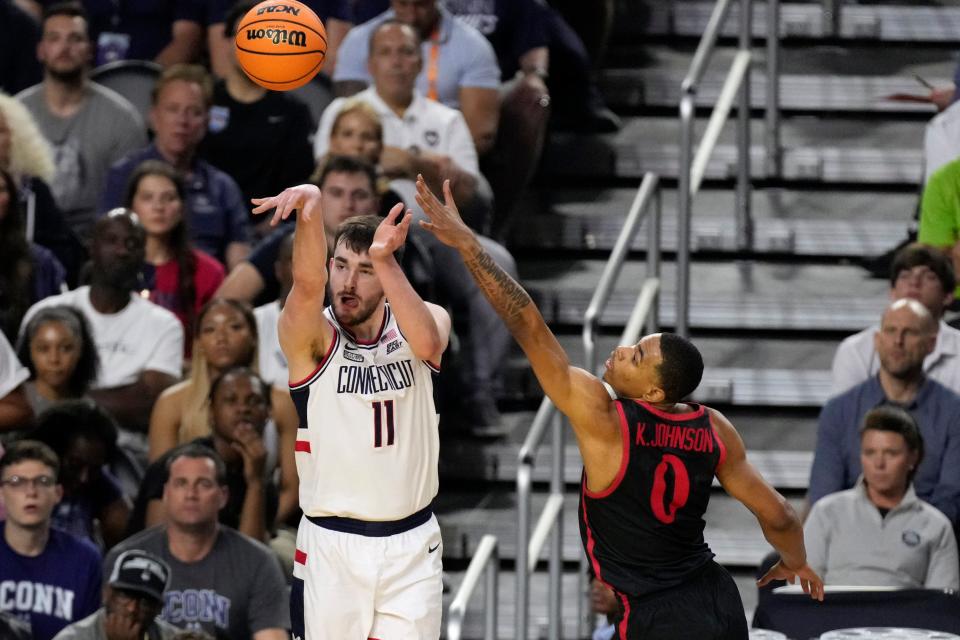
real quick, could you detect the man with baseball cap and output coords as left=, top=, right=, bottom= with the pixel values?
left=53, top=549, right=180, bottom=640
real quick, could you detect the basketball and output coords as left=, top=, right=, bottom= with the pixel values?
left=235, top=0, right=327, bottom=91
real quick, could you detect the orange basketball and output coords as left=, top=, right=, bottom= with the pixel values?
left=235, top=0, right=326, bottom=91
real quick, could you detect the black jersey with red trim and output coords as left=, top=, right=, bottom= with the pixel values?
left=578, top=399, right=726, bottom=597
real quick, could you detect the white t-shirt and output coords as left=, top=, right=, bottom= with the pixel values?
left=313, top=87, right=479, bottom=178
left=0, top=331, right=29, bottom=399
left=254, top=300, right=287, bottom=388
left=20, top=286, right=183, bottom=389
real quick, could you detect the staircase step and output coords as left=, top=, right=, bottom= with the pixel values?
left=544, top=116, right=924, bottom=184
left=605, top=44, right=952, bottom=113
left=514, top=187, right=914, bottom=257
left=627, top=1, right=960, bottom=43
left=520, top=259, right=888, bottom=332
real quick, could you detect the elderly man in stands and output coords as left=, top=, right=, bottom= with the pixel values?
left=832, top=244, right=960, bottom=394
left=810, top=298, right=960, bottom=528
left=100, top=64, right=251, bottom=268
left=805, top=405, right=958, bottom=590
left=19, top=210, right=183, bottom=456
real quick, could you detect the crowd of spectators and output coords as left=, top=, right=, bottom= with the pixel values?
left=0, top=0, right=617, bottom=637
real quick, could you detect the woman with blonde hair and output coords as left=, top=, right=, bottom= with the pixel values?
left=147, top=297, right=300, bottom=525
left=0, top=93, right=84, bottom=281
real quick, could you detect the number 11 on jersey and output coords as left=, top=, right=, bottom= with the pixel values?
left=373, top=400, right=395, bottom=447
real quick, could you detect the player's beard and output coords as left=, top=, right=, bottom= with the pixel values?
left=335, top=293, right=381, bottom=328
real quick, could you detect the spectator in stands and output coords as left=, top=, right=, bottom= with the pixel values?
left=20, top=0, right=204, bottom=66
left=16, top=306, right=99, bottom=415
left=0, top=327, right=32, bottom=433
left=100, top=65, right=252, bottom=269
left=919, top=157, right=960, bottom=293
left=136, top=369, right=276, bottom=542
left=810, top=298, right=960, bottom=528
left=125, top=160, right=225, bottom=349
left=200, top=0, right=315, bottom=236
left=0, top=168, right=66, bottom=343
left=147, top=298, right=298, bottom=525
left=0, top=92, right=86, bottom=282
left=105, top=443, right=289, bottom=639
left=832, top=244, right=960, bottom=394
left=31, top=400, right=130, bottom=549
left=318, top=21, right=490, bottom=231
left=17, top=2, right=147, bottom=242
left=0, top=440, right=102, bottom=640
left=253, top=234, right=291, bottom=388
left=806, top=405, right=959, bottom=589
left=19, top=209, right=183, bottom=449
left=0, top=0, right=42, bottom=95
left=334, top=0, right=501, bottom=158
left=52, top=549, right=180, bottom=640
left=206, top=0, right=352, bottom=83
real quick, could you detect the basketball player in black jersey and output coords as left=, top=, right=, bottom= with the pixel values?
left=416, top=177, right=824, bottom=639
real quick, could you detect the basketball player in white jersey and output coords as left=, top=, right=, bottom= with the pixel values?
left=251, top=184, right=451, bottom=639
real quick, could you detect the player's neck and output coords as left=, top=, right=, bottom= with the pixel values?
left=3, top=520, right=50, bottom=558
left=338, top=304, right=386, bottom=342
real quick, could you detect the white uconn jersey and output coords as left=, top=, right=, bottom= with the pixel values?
left=290, top=304, right=440, bottom=520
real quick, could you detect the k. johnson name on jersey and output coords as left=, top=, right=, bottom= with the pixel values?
left=336, top=359, right=416, bottom=394
left=635, top=421, right=715, bottom=453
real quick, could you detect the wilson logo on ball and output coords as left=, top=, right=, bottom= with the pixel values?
left=257, top=4, right=300, bottom=15
left=246, top=27, right=307, bottom=47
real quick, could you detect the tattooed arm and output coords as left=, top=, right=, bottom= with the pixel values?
left=415, top=177, right=616, bottom=438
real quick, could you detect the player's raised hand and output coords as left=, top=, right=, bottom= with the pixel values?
left=757, top=560, right=825, bottom=602
left=251, top=184, right=322, bottom=226
left=415, top=175, right=475, bottom=250
left=369, top=202, right=412, bottom=261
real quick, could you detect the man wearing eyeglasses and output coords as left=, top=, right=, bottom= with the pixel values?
left=53, top=549, right=181, bottom=640
left=0, top=440, right=102, bottom=640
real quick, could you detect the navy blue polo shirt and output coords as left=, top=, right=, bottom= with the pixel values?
left=809, top=375, right=960, bottom=526
left=99, top=144, right=251, bottom=262
left=205, top=0, right=351, bottom=25
left=444, top=0, right=549, bottom=80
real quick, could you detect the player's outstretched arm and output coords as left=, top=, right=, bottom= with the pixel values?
left=251, top=185, right=333, bottom=378
left=710, top=408, right=825, bottom=601
left=369, top=203, right=451, bottom=364
left=415, top=176, right=613, bottom=431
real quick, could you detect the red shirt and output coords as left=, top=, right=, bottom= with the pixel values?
left=145, top=249, right=225, bottom=344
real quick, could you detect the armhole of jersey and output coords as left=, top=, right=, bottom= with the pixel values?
left=425, top=360, right=441, bottom=373
left=708, top=412, right=728, bottom=470
left=582, top=401, right=631, bottom=499
left=289, top=321, right=339, bottom=391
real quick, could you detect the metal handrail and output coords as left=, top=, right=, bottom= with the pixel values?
left=446, top=535, right=499, bottom=640
left=677, top=0, right=773, bottom=338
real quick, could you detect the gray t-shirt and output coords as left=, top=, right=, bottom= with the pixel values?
left=16, top=81, right=146, bottom=240
left=52, top=608, right=181, bottom=640
left=104, top=526, right=289, bottom=640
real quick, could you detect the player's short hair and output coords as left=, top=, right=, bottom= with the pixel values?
left=860, top=405, right=924, bottom=481
left=42, top=1, right=88, bottom=26
left=315, top=155, right=378, bottom=194
left=333, top=214, right=404, bottom=264
left=165, top=442, right=228, bottom=486
left=369, top=19, right=422, bottom=56
left=0, top=440, right=60, bottom=479
left=224, top=0, right=258, bottom=37
left=208, top=366, right=271, bottom=407
left=889, top=243, right=956, bottom=294
left=656, top=333, right=704, bottom=403
left=32, top=400, right=120, bottom=461
left=151, top=64, right=214, bottom=109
